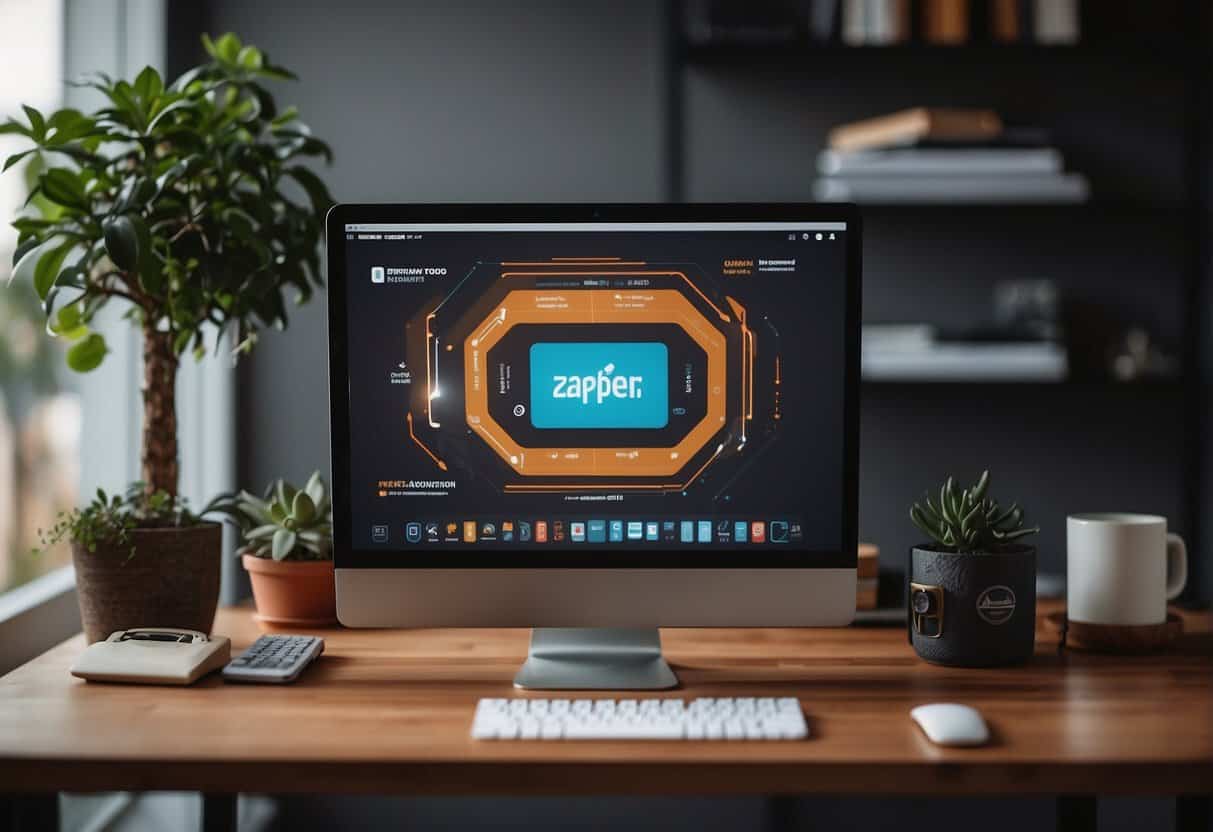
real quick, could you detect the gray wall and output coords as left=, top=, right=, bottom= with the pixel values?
left=211, top=0, right=665, bottom=491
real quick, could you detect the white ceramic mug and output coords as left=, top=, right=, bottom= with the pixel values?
left=1066, top=513, right=1187, bottom=626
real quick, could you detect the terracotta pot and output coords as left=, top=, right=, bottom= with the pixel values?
left=72, top=523, right=223, bottom=644
left=242, top=554, right=337, bottom=627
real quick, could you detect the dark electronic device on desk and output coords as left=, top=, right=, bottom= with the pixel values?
left=325, top=204, right=862, bottom=697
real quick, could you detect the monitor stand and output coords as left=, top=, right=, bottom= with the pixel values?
left=513, top=628, right=678, bottom=690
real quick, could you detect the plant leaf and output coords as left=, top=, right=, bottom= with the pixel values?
left=22, top=104, right=46, bottom=140
left=939, top=482, right=956, bottom=524
left=291, top=490, right=315, bottom=525
left=247, top=524, right=279, bottom=541
left=66, top=332, right=107, bottom=372
left=50, top=303, right=88, bottom=341
left=102, top=215, right=139, bottom=272
left=2, top=149, right=35, bottom=173
left=304, top=470, right=325, bottom=505
left=285, top=165, right=334, bottom=216
left=40, top=168, right=88, bottom=211
left=271, top=528, right=297, bottom=561
left=133, top=66, right=164, bottom=102
left=211, top=32, right=242, bottom=63
left=971, top=470, right=990, bottom=503
left=33, top=240, right=73, bottom=299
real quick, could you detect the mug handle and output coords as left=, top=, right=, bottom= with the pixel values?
left=1165, top=533, right=1188, bottom=601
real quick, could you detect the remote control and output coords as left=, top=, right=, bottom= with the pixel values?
left=222, top=635, right=324, bottom=683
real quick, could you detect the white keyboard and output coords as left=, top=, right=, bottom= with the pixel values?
left=471, top=696, right=808, bottom=741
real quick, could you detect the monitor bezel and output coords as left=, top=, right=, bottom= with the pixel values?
left=327, top=203, right=861, bottom=569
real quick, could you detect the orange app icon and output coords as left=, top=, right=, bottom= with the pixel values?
left=535, top=521, right=548, bottom=543
left=751, top=521, right=766, bottom=543
left=463, top=521, right=477, bottom=543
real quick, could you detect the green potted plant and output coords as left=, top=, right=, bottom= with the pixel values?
left=4, top=33, right=333, bottom=642
left=208, top=471, right=335, bottom=626
left=908, top=470, right=1040, bottom=667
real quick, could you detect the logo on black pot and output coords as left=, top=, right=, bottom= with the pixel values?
left=976, top=585, right=1016, bottom=625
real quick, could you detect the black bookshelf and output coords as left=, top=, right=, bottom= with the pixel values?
left=661, top=0, right=1211, bottom=602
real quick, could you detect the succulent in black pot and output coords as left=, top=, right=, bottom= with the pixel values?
left=908, top=471, right=1040, bottom=667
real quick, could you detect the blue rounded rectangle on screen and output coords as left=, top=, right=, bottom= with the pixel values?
left=529, top=342, right=669, bottom=429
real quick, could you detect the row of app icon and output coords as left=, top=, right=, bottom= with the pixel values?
left=370, top=519, right=803, bottom=545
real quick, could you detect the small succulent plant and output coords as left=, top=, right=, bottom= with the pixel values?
left=207, top=471, right=332, bottom=561
left=910, top=470, right=1039, bottom=553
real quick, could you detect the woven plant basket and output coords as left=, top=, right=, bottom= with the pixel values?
left=71, top=523, right=222, bottom=643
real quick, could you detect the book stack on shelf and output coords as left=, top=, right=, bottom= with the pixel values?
left=842, top=0, right=1080, bottom=46
left=683, top=0, right=1081, bottom=49
left=814, top=107, right=1090, bottom=204
left=862, top=323, right=1067, bottom=382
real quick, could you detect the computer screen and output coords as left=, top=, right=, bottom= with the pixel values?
left=328, top=207, right=858, bottom=568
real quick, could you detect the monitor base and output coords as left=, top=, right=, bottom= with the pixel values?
left=513, top=628, right=679, bottom=690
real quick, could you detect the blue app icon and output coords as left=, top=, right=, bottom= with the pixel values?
left=645, top=522, right=659, bottom=541
left=697, top=520, right=713, bottom=543
left=734, top=521, right=748, bottom=543
left=770, top=520, right=790, bottom=543
left=609, top=520, right=624, bottom=542
left=570, top=521, right=587, bottom=542
left=680, top=521, right=695, bottom=543
left=626, top=521, right=644, bottom=541
left=405, top=522, right=421, bottom=544
left=588, top=520, right=607, bottom=543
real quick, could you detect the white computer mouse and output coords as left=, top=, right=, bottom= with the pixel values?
left=910, top=703, right=990, bottom=747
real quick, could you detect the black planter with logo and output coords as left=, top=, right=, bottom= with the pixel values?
left=908, top=544, right=1036, bottom=667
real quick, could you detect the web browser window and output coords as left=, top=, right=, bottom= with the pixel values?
left=341, top=220, right=850, bottom=557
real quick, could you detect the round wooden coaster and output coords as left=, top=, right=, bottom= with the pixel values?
left=1045, top=611, right=1183, bottom=653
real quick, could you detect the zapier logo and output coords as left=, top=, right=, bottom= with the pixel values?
left=551, top=362, right=644, bottom=406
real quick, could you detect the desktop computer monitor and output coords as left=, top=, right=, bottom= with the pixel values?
left=327, top=204, right=861, bottom=689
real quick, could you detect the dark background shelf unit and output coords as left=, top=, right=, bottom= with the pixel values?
left=665, top=0, right=1210, bottom=598
left=189, top=0, right=1210, bottom=606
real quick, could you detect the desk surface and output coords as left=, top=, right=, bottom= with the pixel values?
left=0, top=601, right=1209, bottom=797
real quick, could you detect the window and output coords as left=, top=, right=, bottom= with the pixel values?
left=0, top=0, right=234, bottom=620
left=0, top=1, right=75, bottom=594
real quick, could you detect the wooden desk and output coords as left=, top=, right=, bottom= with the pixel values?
left=1, top=601, right=1209, bottom=831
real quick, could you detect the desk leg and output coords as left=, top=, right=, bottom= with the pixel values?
left=201, top=793, right=237, bottom=832
left=1177, top=795, right=1210, bottom=832
left=765, top=796, right=797, bottom=832
left=1057, top=795, right=1097, bottom=832
left=3, top=794, right=59, bottom=832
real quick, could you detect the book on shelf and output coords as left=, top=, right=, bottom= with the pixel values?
left=922, top=0, right=969, bottom=44
left=861, top=338, right=1069, bottom=382
left=814, top=172, right=1089, bottom=204
left=1033, top=0, right=1079, bottom=45
left=817, top=147, right=1064, bottom=176
left=990, top=0, right=1024, bottom=42
left=828, top=107, right=1003, bottom=152
left=842, top=0, right=911, bottom=46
